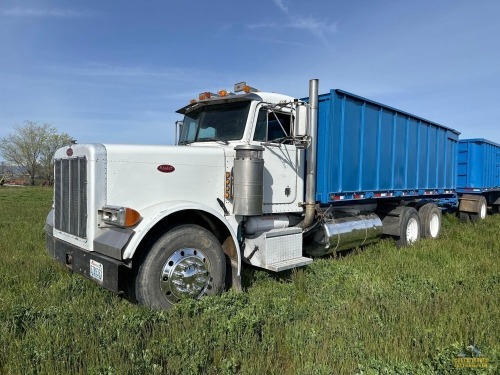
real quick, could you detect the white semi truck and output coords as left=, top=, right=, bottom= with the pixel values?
left=45, top=79, right=463, bottom=309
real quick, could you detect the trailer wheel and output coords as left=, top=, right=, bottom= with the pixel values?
left=135, top=225, right=226, bottom=310
left=469, top=196, right=487, bottom=223
left=396, top=207, right=421, bottom=247
left=418, top=203, right=441, bottom=239
left=459, top=212, right=470, bottom=222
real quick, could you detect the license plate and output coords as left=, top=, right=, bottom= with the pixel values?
left=90, top=259, right=104, bottom=282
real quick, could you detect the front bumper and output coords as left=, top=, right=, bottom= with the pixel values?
left=46, top=227, right=130, bottom=294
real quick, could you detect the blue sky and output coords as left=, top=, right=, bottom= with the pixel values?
left=1, top=0, right=499, bottom=151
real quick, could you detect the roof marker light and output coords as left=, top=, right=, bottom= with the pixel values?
left=199, top=92, right=214, bottom=100
left=234, top=81, right=258, bottom=93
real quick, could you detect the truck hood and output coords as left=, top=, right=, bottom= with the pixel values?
left=102, top=144, right=226, bottom=211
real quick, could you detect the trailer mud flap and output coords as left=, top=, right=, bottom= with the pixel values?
left=376, top=205, right=405, bottom=236
left=459, top=194, right=482, bottom=213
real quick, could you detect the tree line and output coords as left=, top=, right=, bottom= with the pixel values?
left=0, top=121, right=74, bottom=186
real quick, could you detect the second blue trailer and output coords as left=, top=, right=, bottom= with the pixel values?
left=457, top=138, right=500, bottom=219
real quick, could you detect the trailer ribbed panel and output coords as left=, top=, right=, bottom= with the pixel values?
left=308, top=89, right=460, bottom=204
left=457, top=139, right=500, bottom=191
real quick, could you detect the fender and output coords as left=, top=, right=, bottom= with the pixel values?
left=124, top=200, right=241, bottom=275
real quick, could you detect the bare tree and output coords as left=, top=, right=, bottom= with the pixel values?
left=0, top=121, right=73, bottom=185
left=40, top=132, right=73, bottom=184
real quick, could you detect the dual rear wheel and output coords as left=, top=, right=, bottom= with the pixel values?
left=396, top=203, right=441, bottom=247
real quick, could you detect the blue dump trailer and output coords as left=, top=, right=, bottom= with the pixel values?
left=457, top=138, right=500, bottom=219
left=302, top=86, right=462, bottom=255
left=315, top=89, right=459, bottom=203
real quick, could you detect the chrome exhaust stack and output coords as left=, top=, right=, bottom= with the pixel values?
left=296, top=79, right=319, bottom=230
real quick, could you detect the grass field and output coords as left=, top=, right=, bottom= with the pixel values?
left=0, top=187, right=498, bottom=374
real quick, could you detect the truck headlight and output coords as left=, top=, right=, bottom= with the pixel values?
left=100, top=205, right=141, bottom=227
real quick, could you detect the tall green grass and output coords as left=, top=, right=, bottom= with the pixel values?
left=0, top=187, right=498, bottom=374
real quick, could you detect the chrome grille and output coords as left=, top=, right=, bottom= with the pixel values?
left=54, top=157, right=87, bottom=238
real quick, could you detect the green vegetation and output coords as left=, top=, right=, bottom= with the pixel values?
left=0, top=187, right=498, bottom=374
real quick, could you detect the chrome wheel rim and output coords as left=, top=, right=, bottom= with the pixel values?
left=160, top=248, right=211, bottom=304
left=407, top=217, right=419, bottom=243
left=429, top=213, right=440, bottom=238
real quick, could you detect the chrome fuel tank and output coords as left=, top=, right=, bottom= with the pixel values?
left=306, top=213, right=383, bottom=256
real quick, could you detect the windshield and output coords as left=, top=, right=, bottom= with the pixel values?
left=179, top=101, right=250, bottom=144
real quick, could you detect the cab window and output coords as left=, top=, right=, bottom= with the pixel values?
left=253, top=108, right=292, bottom=143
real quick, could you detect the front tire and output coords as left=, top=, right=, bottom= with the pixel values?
left=135, top=225, right=226, bottom=310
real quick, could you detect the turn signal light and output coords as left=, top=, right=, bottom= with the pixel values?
left=224, top=171, right=232, bottom=199
left=100, top=206, right=141, bottom=227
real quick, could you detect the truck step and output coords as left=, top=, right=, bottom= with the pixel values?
left=263, top=256, right=313, bottom=272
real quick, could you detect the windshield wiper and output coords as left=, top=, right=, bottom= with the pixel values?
left=178, top=140, right=193, bottom=145
left=197, top=138, right=229, bottom=145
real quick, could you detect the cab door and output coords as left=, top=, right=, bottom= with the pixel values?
left=252, top=106, right=304, bottom=213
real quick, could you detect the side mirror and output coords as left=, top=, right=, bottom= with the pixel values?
left=293, top=104, right=309, bottom=137
left=175, top=120, right=183, bottom=145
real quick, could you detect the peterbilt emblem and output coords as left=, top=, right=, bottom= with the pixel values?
left=66, top=148, right=73, bottom=157
left=157, top=165, right=175, bottom=173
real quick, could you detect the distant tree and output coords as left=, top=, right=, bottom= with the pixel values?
left=0, top=121, right=73, bottom=185
left=40, top=132, right=74, bottom=184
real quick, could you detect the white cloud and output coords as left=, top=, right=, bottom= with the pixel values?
left=273, top=0, right=289, bottom=14
left=248, top=1, right=337, bottom=45
left=47, top=62, right=199, bottom=84
left=244, top=35, right=316, bottom=49
left=289, top=15, right=337, bottom=44
left=247, top=16, right=337, bottom=44
left=2, top=8, right=93, bottom=18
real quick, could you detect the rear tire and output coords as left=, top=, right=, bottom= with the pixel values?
left=459, top=211, right=470, bottom=222
left=418, top=203, right=441, bottom=239
left=469, top=196, right=487, bottom=223
left=396, top=207, right=421, bottom=247
left=135, top=225, right=226, bottom=310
